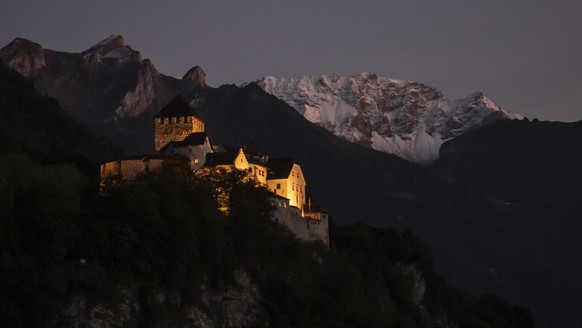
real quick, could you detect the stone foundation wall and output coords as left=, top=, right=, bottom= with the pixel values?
left=100, top=159, right=165, bottom=182
left=271, top=199, right=329, bottom=247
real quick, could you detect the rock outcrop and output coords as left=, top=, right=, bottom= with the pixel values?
left=0, top=35, right=212, bottom=153
left=59, top=271, right=267, bottom=327
left=180, top=65, right=207, bottom=90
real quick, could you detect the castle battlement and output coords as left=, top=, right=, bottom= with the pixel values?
left=154, top=95, right=205, bottom=152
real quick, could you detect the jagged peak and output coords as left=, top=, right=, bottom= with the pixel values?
left=0, top=38, right=44, bottom=54
left=82, top=35, right=127, bottom=55
left=81, top=35, right=143, bottom=64
left=180, top=66, right=207, bottom=89
left=5, top=37, right=42, bottom=48
left=90, top=35, right=124, bottom=49
left=468, top=91, right=484, bottom=99
left=0, top=38, right=47, bottom=76
left=259, top=72, right=410, bottom=89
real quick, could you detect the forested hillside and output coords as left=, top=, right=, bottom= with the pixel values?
left=0, top=60, right=535, bottom=327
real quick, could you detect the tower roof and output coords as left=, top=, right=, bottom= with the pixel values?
left=154, top=95, right=203, bottom=120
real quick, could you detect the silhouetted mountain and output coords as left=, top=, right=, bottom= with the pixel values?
left=432, top=119, right=582, bottom=328
left=434, top=119, right=582, bottom=206
left=0, top=57, right=121, bottom=176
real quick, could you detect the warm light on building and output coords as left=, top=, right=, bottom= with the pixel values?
left=154, top=95, right=205, bottom=152
left=266, top=159, right=306, bottom=211
left=99, top=94, right=329, bottom=246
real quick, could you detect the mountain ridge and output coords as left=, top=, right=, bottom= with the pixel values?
left=258, top=73, right=522, bottom=163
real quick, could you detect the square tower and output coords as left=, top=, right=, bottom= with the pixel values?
left=154, top=95, right=205, bottom=152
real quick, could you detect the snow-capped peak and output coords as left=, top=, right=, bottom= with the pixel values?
left=258, top=73, right=522, bottom=163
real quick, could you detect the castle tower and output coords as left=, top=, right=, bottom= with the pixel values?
left=154, top=95, right=205, bottom=152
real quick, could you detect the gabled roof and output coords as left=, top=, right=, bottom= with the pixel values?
left=159, top=132, right=209, bottom=152
left=205, top=150, right=240, bottom=166
left=267, top=157, right=295, bottom=179
left=154, top=95, right=203, bottom=119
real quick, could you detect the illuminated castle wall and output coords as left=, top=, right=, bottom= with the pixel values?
left=271, top=197, right=329, bottom=246
left=266, top=160, right=306, bottom=211
left=100, top=94, right=329, bottom=246
left=154, top=96, right=205, bottom=152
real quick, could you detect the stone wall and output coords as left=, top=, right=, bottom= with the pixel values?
left=100, top=158, right=164, bottom=182
left=154, top=116, right=204, bottom=152
left=271, top=198, right=329, bottom=247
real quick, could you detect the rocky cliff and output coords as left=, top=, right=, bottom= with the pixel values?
left=258, top=73, right=522, bottom=163
left=60, top=271, right=266, bottom=328
left=0, top=35, right=211, bottom=154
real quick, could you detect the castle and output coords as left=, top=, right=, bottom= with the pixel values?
left=100, top=95, right=329, bottom=246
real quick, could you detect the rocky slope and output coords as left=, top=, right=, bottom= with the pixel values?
left=258, top=73, right=522, bottom=163
left=60, top=271, right=266, bottom=327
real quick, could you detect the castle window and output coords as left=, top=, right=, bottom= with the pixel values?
left=276, top=183, right=281, bottom=189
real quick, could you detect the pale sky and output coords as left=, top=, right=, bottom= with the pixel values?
left=1, top=0, right=581, bottom=121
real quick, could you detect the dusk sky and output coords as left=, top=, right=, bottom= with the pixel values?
left=1, top=0, right=581, bottom=121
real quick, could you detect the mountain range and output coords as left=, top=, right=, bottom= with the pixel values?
left=0, top=35, right=207, bottom=153
left=1, top=35, right=581, bottom=328
left=258, top=73, right=522, bottom=163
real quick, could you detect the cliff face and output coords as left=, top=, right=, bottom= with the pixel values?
left=258, top=73, right=522, bottom=163
left=0, top=38, right=47, bottom=76
left=60, top=271, right=267, bottom=328
left=0, top=35, right=182, bottom=153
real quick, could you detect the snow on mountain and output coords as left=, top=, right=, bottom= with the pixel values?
left=258, top=73, right=522, bottom=163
